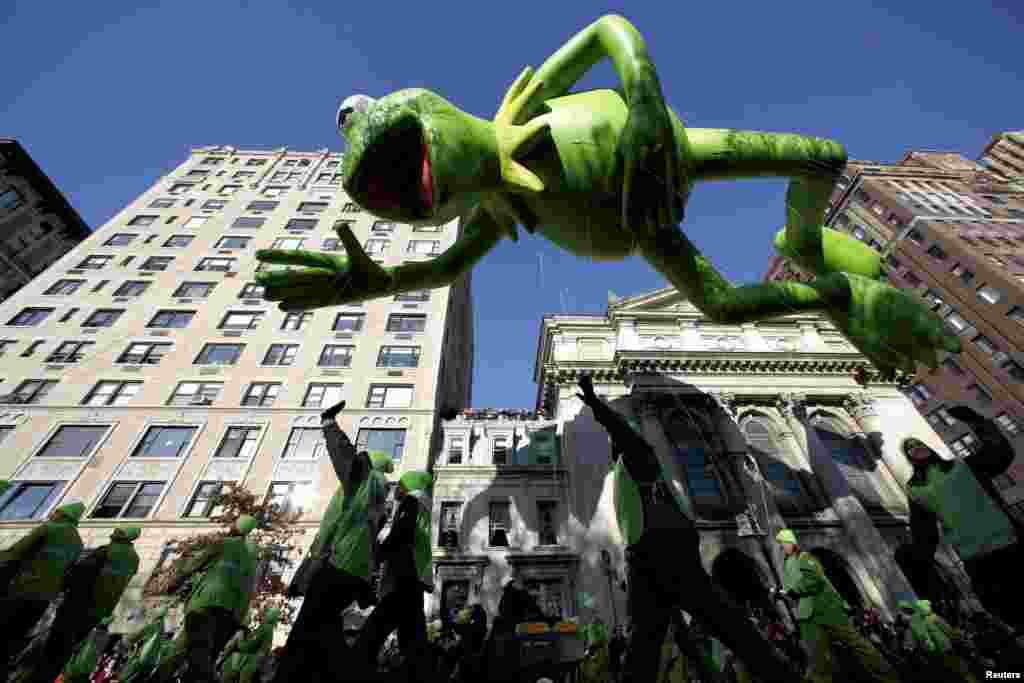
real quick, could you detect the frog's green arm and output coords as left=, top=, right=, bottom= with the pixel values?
left=385, top=208, right=504, bottom=293
left=508, top=15, right=659, bottom=124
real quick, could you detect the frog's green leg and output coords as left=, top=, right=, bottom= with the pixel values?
left=502, top=14, right=661, bottom=125
left=686, top=128, right=881, bottom=280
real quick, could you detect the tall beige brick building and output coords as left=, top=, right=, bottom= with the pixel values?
left=0, top=145, right=472, bottom=626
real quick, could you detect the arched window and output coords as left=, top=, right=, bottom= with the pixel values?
left=741, top=415, right=807, bottom=514
left=810, top=413, right=886, bottom=512
left=663, top=406, right=729, bottom=518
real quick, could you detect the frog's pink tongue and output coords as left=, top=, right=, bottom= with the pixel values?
left=420, top=141, right=433, bottom=211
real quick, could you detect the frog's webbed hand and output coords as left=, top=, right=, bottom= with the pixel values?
left=501, top=15, right=682, bottom=229
left=255, top=210, right=503, bottom=311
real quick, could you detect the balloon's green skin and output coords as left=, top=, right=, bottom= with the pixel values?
left=254, top=14, right=961, bottom=379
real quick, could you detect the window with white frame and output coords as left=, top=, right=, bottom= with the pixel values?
left=489, top=501, right=510, bottom=546
left=195, top=343, right=245, bottom=365
left=131, top=426, right=197, bottom=458
left=219, top=311, right=265, bottom=330
left=537, top=500, right=558, bottom=545
left=265, top=481, right=314, bottom=517
left=115, top=280, right=150, bottom=297
left=104, top=233, right=138, bottom=247
left=213, top=426, right=261, bottom=458
left=232, top=216, right=266, bottom=229
left=394, top=290, right=430, bottom=303
left=219, top=184, right=242, bottom=196
left=298, top=202, right=327, bottom=213
left=183, top=482, right=228, bottom=518
left=272, top=237, right=305, bottom=250
left=174, top=282, right=216, bottom=298
left=196, top=257, right=237, bottom=272
left=140, top=256, right=174, bottom=271
left=284, top=218, right=317, bottom=231
left=365, top=239, right=390, bottom=255
left=44, top=279, right=85, bottom=296
left=35, top=425, right=109, bottom=458
left=118, top=342, right=171, bottom=365
left=303, top=383, right=344, bottom=408
left=262, top=186, right=288, bottom=198
left=317, top=344, right=352, bottom=367
left=168, top=381, right=222, bottom=406
left=407, top=240, right=440, bottom=256
left=281, top=428, right=326, bottom=460
left=239, top=282, right=266, bottom=299
left=8, top=307, right=54, bottom=326
left=77, top=255, right=114, bottom=270
left=742, top=416, right=807, bottom=513
left=356, top=428, right=406, bottom=463
left=3, top=379, right=58, bottom=404
left=263, top=343, right=298, bottom=366
left=282, top=312, right=312, bottom=331
left=977, top=285, right=1004, bottom=305
left=148, top=310, right=196, bottom=329
left=169, top=183, right=195, bottom=195
left=82, top=380, right=142, bottom=406
left=493, top=434, right=510, bottom=465
left=386, top=314, right=426, bottom=333
left=333, top=313, right=364, bottom=332
left=377, top=346, right=420, bottom=368
left=0, top=482, right=65, bottom=520
left=247, top=201, right=279, bottom=212
left=439, top=502, right=461, bottom=547
left=202, top=200, right=227, bottom=211
left=950, top=433, right=979, bottom=458
left=242, top=382, right=280, bottom=407
left=215, top=236, right=251, bottom=249
left=906, top=382, right=932, bottom=405
left=447, top=435, right=465, bottom=464
left=995, top=413, right=1020, bottom=435
left=367, top=384, right=413, bottom=409
left=91, top=482, right=165, bottom=519
left=184, top=216, right=209, bottom=230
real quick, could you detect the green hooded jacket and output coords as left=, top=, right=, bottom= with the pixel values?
left=0, top=502, right=85, bottom=599
left=118, top=608, right=168, bottom=681
left=183, top=533, right=259, bottom=623
left=71, top=527, right=141, bottom=621
left=782, top=551, right=849, bottom=626
left=62, top=618, right=113, bottom=681
left=379, top=470, right=433, bottom=596
left=901, top=600, right=952, bottom=654
left=315, top=454, right=390, bottom=581
left=223, top=609, right=281, bottom=682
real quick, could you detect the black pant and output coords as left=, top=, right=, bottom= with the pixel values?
left=621, top=529, right=796, bottom=683
left=273, top=563, right=367, bottom=683
left=23, top=597, right=98, bottom=683
left=156, top=607, right=237, bottom=683
left=352, top=582, right=427, bottom=682
left=966, top=542, right=1024, bottom=632
left=0, top=596, right=51, bottom=668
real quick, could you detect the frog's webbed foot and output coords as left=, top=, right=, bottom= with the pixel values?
left=493, top=66, right=551, bottom=198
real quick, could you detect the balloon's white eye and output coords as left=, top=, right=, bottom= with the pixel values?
left=336, top=94, right=376, bottom=129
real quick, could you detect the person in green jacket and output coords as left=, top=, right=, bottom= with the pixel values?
left=117, top=606, right=170, bottom=683
left=58, top=616, right=114, bottom=683
left=352, top=469, right=434, bottom=682
left=898, top=597, right=977, bottom=683
left=0, top=501, right=86, bottom=670
left=774, top=528, right=899, bottom=683
left=16, top=526, right=142, bottom=683
left=902, top=405, right=1022, bottom=635
left=577, top=376, right=795, bottom=683
left=271, top=399, right=391, bottom=683
left=220, top=607, right=281, bottom=683
left=155, top=514, right=260, bottom=683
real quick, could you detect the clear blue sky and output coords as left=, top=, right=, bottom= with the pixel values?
left=3, top=1, right=1021, bottom=409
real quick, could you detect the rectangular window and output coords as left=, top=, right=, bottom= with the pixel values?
left=945, top=312, right=972, bottom=334
left=91, top=280, right=110, bottom=293
left=219, top=311, right=265, bottom=330
left=302, top=383, right=345, bottom=408
left=265, top=481, right=313, bottom=516
left=493, top=435, right=509, bottom=465
left=232, top=170, right=255, bottom=179
left=19, top=340, right=45, bottom=357
left=215, top=236, right=251, bottom=249
left=263, top=343, right=298, bottom=366
left=315, top=173, right=343, bottom=185
left=298, top=202, right=327, bottom=213
left=214, top=426, right=261, bottom=459
left=271, top=237, right=305, bottom=250
left=907, top=382, right=931, bottom=405
left=82, top=380, right=142, bottom=406
left=386, top=314, right=426, bottom=333
left=371, top=221, right=395, bottom=233
left=232, top=216, right=266, bottom=230
left=0, top=482, right=64, bottom=521
left=140, top=256, right=174, bottom=271
left=187, top=169, right=210, bottom=178
left=0, top=187, right=25, bottom=211
left=270, top=171, right=302, bottom=183
left=242, top=382, right=281, bottom=407
left=973, top=334, right=999, bottom=356
left=202, top=200, right=226, bottom=210
left=239, top=282, right=265, bottom=299
left=91, top=482, right=165, bottom=519
left=132, top=425, right=197, bottom=458
left=46, top=341, right=93, bottom=364
left=148, top=310, right=195, bottom=329
left=167, top=381, right=222, bottom=406
left=364, top=239, right=390, bottom=254
left=183, top=482, right=228, bottom=519
left=366, top=384, right=413, bottom=409
left=77, top=255, right=113, bottom=270
left=439, top=503, right=461, bottom=547
left=333, top=313, right=365, bottom=331
left=356, top=428, right=406, bottom=463
left=8, top=307, right=54, bottom=326
left=163, top=235, right=194, bottom=248
left=281, top=428, right=327, bottom=460
left=82, top=309, right=124, bottom=328
left=407, top=240, right=441, bottom=256
left=448, top=435, right=465, bottom=464
left=173, top=282, right=216, bottom=298
left=285, top=218, right=318, bottom=232
left=114, top=280, right=150, bottom=297
left=968, top=383, right=993, bottom=404
left=321, top=238, right=340, bottom=251
left=36, top=425, right=109, bottom=458
left=977, top=285, right=1004, bottom=304
left=262, top=186, right=288, bottom=198
left=394, top=290, right=430, bottom=303
left=318, top=344, right=353, bottom=367
left=219, top=184, right=242, bottom=196
left=281, top=312, right=312, bottom=331
left=194, top=343, right=245, bottom=365
left=377, top=345, right=420, bottom=368
left=995, top=414, right=1020, bottom=435
left=104, top=233, right=138, bottom=246
left=168, top=183, right=195, bottom=195
left=538, top=501, right=558, bottom=545
left=196, top=257, right=236, bottom=272
left=927, top=244, right=948, bottom=260
left=246, top=158, right=268, bottom=167
left=128, top=215, right=158, bottom=227
left=950, top=434, right=979, bottom=458
left=117, top=342, right=171, bottom=365
left=488, top=502, right=510, bottom=547
left=246, top=201, right=279, bottom=212
left=342, top=202, right=360, bottom=213
left=183, top=216, right=209, bottom=230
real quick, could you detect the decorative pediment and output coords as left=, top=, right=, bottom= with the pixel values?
left=610, top=287, right=694, bottom=314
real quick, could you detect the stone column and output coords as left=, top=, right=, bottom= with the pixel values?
left=709, top=392, right=796, bottom=630
left=843, top=392, right=912, bottom=485
left=776, top=393, right=915, bottom=614
left=633, top=393, right=696, bottom=506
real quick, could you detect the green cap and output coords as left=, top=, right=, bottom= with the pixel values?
left=111, top=526, right=142, bottom=542
left=775, top=529, right=798, bottom=545
left=400, top=471, right=432, bottom=492
left=236, top=515, right=258, bottom=535
left=56, top=502, right=86, bottom=524
left=915, top=600, right=932, bottom=614
left=368, top=451, right=394, bottom=473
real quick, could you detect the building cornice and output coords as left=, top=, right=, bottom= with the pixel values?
left=0, top=139, right=91, bottom=240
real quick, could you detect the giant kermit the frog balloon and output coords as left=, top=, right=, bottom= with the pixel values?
left=255, top=14, right=961, bottom=379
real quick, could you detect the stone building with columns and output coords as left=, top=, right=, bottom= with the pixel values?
left=436, top=286, right=980, bottom=631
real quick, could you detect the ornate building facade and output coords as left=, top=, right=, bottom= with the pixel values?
left=438, top=287, right=980, bottom=631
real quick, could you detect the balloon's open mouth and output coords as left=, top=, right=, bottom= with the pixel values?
left=351, top=120, right=433, bottom=221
